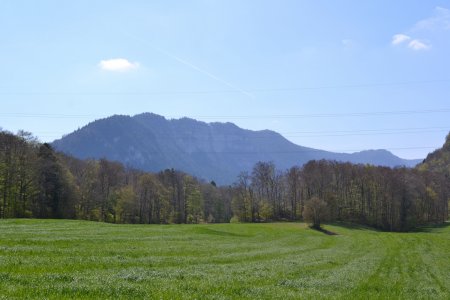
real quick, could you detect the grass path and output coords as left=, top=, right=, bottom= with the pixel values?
left=0, top=219, right=449, bottom=299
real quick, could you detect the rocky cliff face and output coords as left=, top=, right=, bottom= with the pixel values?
left=52, top=113, right=421, bottom=184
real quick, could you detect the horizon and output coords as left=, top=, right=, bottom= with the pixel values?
left=2, top=1, right=450, bottom=159
left=2, top=110, right=449, bottom=161
left=47, top=111, right=446, bottom=160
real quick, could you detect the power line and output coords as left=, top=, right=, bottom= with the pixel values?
left=0, top=146, right=438, bottom=154
left=244, top=79, right=450, bottom=92
left=281, top=126, right=450, bottom=134
left=26, top=126, right=450, bottom=135
left=29, top=128, right=450, bottom=139
left=192, top=109, right=450, bottom=119
left=162, top=146, right=436, bottom=154
left=1, top=108, right=450, bottom=119
left=1, top=79, right=449, bottom=96
left=284, top=129, right=449, bottom=138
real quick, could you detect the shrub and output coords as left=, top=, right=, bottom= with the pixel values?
left=303, top=197, right=329, bottom=229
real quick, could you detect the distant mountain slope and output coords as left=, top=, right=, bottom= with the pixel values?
left=418, top=133, right=450, bottom=175
left=52, top=113, right=421, bottom=184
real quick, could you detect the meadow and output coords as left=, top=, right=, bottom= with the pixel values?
left=0, top=220, right=449, bottom=299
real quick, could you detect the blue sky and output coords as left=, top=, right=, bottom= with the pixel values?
left=1, top=0, right=450, bottom=159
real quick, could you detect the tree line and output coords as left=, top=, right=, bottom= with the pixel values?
left=0, top=130, right=231, bottom=223
left=232, top=160, right=448, bottom=231
left=1, top=130, right=448, bottom=231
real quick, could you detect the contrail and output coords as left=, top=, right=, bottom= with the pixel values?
left=120, top=30, right=255, bottom=99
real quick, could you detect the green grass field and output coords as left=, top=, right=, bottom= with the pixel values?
left=0, top=220, right=449, bottom=299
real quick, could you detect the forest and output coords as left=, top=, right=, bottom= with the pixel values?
left=0, top=129, right=448, bottom=231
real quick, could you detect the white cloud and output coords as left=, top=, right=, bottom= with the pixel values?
left=390, top=7, right=450, bottom=51
left=99, top=58, right=139, bottom=72
left=391, top=34, right=411, bottom=45
left=408, top=39, right=431, bottom=51
left=413, top=6, right=450, bottom=31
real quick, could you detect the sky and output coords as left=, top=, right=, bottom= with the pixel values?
left=1, top=0, right=450, bottom=159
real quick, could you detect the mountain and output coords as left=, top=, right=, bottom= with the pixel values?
left=52, top=113, right=421, bottom=184
left=418, top=133, right=450, bottom=175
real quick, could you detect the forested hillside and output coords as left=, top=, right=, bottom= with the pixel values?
left=418, top=133, right=450, bottom=176
left=1, top=130, right=448, bottom=231
left=52, top=113, right=420, bottom=184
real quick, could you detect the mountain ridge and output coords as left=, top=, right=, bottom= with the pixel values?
left=52, top=113, right=421, bottom=184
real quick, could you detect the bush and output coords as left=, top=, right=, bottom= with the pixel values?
left=303, top=197, right=329, bottom=229
left=230, top=215, right=240, bottom=223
